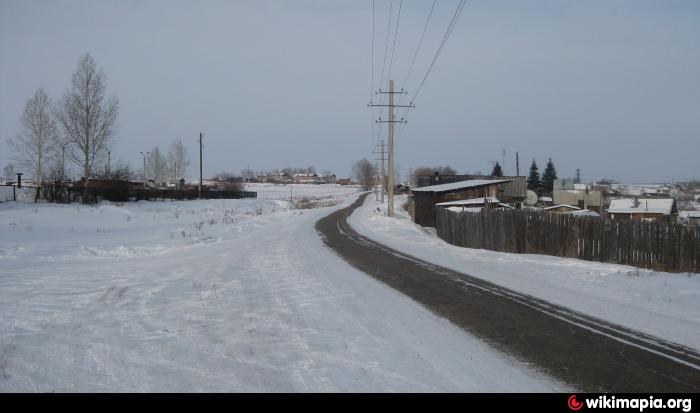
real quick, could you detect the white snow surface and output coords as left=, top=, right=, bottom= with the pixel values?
left=348, top=195, right=700, bottom=350
left=0, top=184, right=562, bottom=392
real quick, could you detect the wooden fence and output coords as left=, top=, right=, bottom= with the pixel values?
left=134, top=188, right=257, bottom=201
left=435, top=208, right=700, bottom=273
left=2, top=183, right=257, bottom=203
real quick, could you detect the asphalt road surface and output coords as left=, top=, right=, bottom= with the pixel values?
left=315, top=193, right=700, bottom=392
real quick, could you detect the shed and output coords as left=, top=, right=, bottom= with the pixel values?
left=415, top=174, right=526, bottom=204
left=411, top=179, right=511, bottom=227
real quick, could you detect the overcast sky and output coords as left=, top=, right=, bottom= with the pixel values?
left=1, top=0, right=698, bottom=183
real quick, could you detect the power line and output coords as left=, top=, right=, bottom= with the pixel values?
left=370, top=0, right=377, bottom=151
left=400, top=0, right=437, bottom=91
left=378, top=0, right=393, bottom=95
left=411, top=0, right=467, bottom=104
left=392, top=0, right=438, bottom=149
left=370, top=0, right=376, bottom=99
left=376, top=0, right=394, bottom=144
left=392, top=0, right=468, bottom=166
left=385, top=0, right=403, bottom=86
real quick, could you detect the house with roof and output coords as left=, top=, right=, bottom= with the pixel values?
left=543, top=204, right=581, bottom=214
left=553, top=179, right=603, bottom=211
left=293, top=173, right=319, bottom=184
left=607, top=198, right=678, bottom=223
left=410, top=179, right=511, bottom=227
left=686, top=211, right=700, bottom=227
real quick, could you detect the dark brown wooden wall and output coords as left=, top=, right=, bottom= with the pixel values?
left=435, top=208, right=700, bottom=273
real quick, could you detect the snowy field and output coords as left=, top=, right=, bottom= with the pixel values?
left=0, top=184, right=562, bottom=392
left=348, top=194, right=700, bottom=350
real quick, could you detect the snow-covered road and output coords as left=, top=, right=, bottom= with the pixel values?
left=0, top=185, right=562, bottom=391
left=348, top=194, right=700, bottom=351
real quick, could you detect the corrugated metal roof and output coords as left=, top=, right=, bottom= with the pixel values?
left=411, top=179, right=511, bottom=193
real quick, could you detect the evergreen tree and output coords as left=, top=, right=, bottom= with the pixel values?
left=490, top=161, right=503, bottom=177
left=527, top=159, right=541, bottom=192
left=541, top=157, right=558, bottom=193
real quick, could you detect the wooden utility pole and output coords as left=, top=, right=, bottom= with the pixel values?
left=373, top=140, right=387, bottom=203
left=388, top=80, right=395, bottom=216
left=369, top=80, right=412, bottom=217
left=140, top=151, right=149, bottom=189
left=502, top=149, right=506, bottom=176
left=198, top=132, right=203, bottom=199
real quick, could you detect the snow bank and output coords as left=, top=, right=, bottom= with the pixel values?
left=348, top=195, right=700, bottom=350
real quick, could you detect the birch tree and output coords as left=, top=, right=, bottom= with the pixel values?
left=146, top=146, right=168, bottom=185
left=6, top=88, right=58, bottom=190
left=57, top=53, right=119, bottom=197
left=167, top=138, right=189, bottom=182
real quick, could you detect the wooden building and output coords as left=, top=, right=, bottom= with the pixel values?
left=607, top=198, right=678, bottom=223
left=688, top=211, right=700, bottom=227
left=542, top=204, right=581, bottom=214
left=415, top=173, right=527, bottom=204
left=411, top=179, right=511, bottom=227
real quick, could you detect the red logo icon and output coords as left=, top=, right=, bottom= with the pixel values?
left=568, top=395, right=583, bottom=411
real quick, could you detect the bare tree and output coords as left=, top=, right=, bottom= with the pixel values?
left=96, top=160, right=136, bottom=181
left=241, top=166, right=256, bottom=181
left=57, top=53, right=119, bottom=199
left=6, top=88, right=58, bottom=190
left=167, top=138, right=189, bottom=182
left=146, top=146, right=168, bottom=186
left=213, top=171, right=244, bottom=191
left=435, top=165, right=457, bottom=175
left=3, top=163, right=16, bottom=183
left=412, top=165, right=458, bottom=186
left=352, top=158, right=376, bottom=191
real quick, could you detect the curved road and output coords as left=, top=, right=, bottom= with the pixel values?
left=316, top=193, right=700, bottom=392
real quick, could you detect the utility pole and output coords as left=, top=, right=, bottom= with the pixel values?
left=374, top=157, right=379, bottom=201
left=502, top=149, right=506, bottom=176
left=369, top=79, right=412, bottom=217
left=516, top=152, right=520, bottom=176
left=140, top=151, right=149, bottom=189
left=372, top=139, right=387, bottom=203
left=107, top=151, right=111, bottom=176
left=198, top=132, right=203, bottom=199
